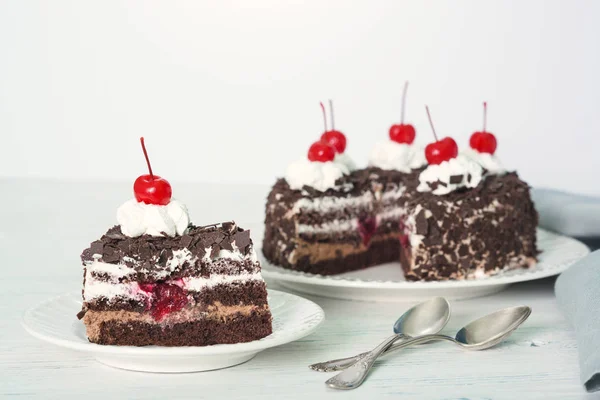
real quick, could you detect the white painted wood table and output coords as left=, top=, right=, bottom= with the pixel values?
left=1, top=179, right=595, bottom=399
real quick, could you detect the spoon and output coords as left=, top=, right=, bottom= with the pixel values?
left=326, top=305, right=532, bottom=390
left=309, top=297, right=451, bottom=372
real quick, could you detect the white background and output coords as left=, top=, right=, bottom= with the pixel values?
left=1, top=0, right=599, bottom=195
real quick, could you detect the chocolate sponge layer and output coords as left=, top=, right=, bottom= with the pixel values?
left=87, top=310, right=273, bottom=346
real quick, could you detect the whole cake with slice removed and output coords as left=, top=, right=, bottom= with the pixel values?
left=78, top=138, right=272, bottom=346
left=263, top=99, right=538, bottom=280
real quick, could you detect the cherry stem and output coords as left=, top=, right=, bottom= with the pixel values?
left=401, top=81, right=409, bottom=124
left=425, top=106, right=439, bottom=142
left=140, top=137, right=154, bottom=178
left=483, top=101, right=487, bottom=132
left=320, top=102, right=328, bottom=132
left=329, top=99, right=335, bottom=130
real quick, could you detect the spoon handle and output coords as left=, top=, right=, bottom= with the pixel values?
left=384, top=334, right=454, bottom=353
left=325, top=334, right=453, bottom=390
left=308, top=351, right=370, bottom=373
left=309, top=334, right=407, bottom=372
left=310, top=334, right=442, bottom=372
left=325, top=334, right=402, bottom=390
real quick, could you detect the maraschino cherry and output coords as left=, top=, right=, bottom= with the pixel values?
left=469, top=101, right=497, bottom=154
left=424, top=106, right=458, bottom=165
left=389, top=81, right=416, bottom=144
left=320, top=100, right=347, bottom=153
left=308, top=141, right=336, bottom=162
left=133, top=137, right=172, bottom=205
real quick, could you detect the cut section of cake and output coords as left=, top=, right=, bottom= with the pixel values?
left=78, top=138, right=272, bottom=346
left=263, top=168, right=420, bottom=275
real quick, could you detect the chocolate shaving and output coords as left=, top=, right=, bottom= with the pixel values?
left=233, top=230, right=251, bottom=249
left=449, top=175, right=463, bottom=184
left=220, top=239, right=234, bottom=251
left=180, top=235, right=193, bottom=248
left=210, top=244, right=220, bottom=258
left=222, top=221, right=237, bottom=234
left=90, top=241, right=104, bottom=255
left=415, top=210, right=429, bottom=236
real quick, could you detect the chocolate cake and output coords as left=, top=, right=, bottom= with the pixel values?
left=79, top=222, right=272, bottom=346
left=78, top=138, right=272, bottom=346
left=262, top=103, right=538, bottom=280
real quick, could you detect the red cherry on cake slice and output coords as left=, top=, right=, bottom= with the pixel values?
left=469, top=102, right=497, bottom=154
left=134, top=137, right=172, bottom=205
left=308, top=141, right=336, bottom=162
left=389, top=81, right=416, bottom=144
left=424, top=106, right=459, bottom=165
left=319, top=100, right=347, bottom=153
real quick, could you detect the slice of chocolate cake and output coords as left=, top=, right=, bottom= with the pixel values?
left=78, top=138, right=272, bottom=346
left=79, top=221, right=272, bottom=346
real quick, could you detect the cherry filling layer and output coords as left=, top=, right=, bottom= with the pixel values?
left=139, top=280, right=189, bottom=321
left=358, top=216, right=378, bottom=246
left=398, top=218, right=410, bottom=248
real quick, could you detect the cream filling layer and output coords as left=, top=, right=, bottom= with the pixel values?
left=290, top=187, right=405, bottom=214
left=83, top=271, right=265, bottom=302
left=296, top=207, right=407, bottom=234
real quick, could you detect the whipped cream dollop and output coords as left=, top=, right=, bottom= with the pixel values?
left=117, top=199, right=190, bottom=237
left=285, top=160, right=349, bottom=192
left=462, top=148, right=505, bottom=174
left=368, top=141, right=427, bottom=172
left=417, top=154, right=484, bottom=195
left=334, top=152, right=357, bottom=171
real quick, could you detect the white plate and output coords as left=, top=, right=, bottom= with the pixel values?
left=260, top=228, right=590, bottom=301
left=22, top=289, right=324, bottom=373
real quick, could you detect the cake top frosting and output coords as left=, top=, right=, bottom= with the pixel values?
left=334, top=152, right=357, bottom=171
left=285, top=159, right=349, bottom=192
left=416, top=154, right=484, bottom=195
left=117, top=199, right=190, bottom=238
left=368, top=140, right=426, bottom=172
left=462, top=147, right=505, bottom=174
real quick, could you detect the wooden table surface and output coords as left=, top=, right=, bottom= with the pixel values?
left=2, top=178, right=595, bottom=399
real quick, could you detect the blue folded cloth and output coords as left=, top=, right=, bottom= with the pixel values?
left=555, top=250, right=600, bottom=392
left=533, top=188, right=600, bottom=238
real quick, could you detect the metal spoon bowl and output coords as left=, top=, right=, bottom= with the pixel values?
left=393, top=296, right=451, bottom=336
left=326, top=305, right=532, bottom=390
left=455, top=305, right=532, bottom=349
left=309, top=297, right=451, bottom=372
